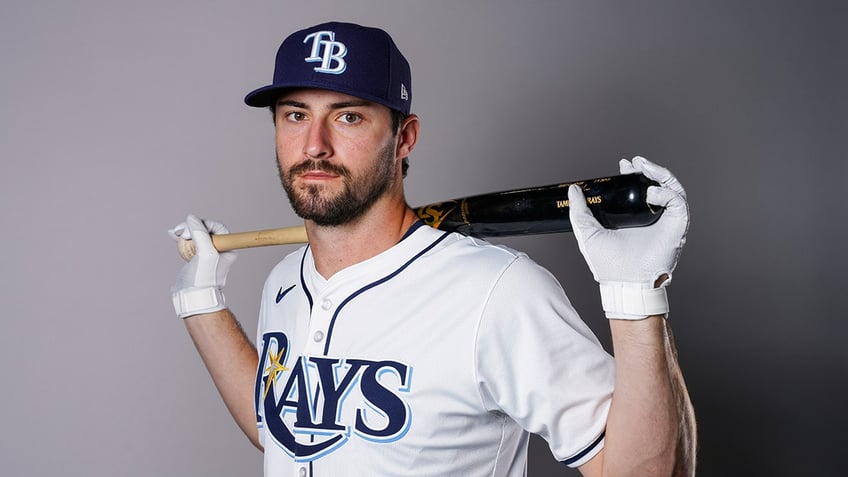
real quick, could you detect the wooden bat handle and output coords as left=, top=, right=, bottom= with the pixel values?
left=177, top=225, right=308, bottom=261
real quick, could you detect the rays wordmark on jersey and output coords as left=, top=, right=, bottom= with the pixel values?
left=255, top=332, right=414, bottom=461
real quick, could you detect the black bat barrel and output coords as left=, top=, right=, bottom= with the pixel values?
left=414, top=173, right=662, bottom=237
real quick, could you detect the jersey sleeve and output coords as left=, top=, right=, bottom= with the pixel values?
left=474, top=253, right=614, bottom=467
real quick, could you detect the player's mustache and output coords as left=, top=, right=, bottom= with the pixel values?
left=288, top=159, right=350, bottom=179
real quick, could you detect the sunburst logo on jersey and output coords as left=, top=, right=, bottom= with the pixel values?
left=263, top=347, right=289, bottom=400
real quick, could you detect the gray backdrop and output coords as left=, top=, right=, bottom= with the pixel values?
left=2, top=1, right=845, bottom=476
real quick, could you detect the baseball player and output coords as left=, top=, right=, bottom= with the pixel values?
left=170, top=21, right=695, bottom=476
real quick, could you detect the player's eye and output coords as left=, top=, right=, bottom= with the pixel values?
left=284, top=111, right=307, bottom=122
left=338, top=112, right=362, bottom=124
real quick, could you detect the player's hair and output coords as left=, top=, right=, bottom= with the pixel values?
left=269, top=105, right=411, bottom=178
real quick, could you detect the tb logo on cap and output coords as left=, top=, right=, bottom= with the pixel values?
left=304, top=31, right=347, bottom=74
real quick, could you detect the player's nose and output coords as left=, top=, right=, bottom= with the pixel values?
left=303, top=121, right=332, bottom=159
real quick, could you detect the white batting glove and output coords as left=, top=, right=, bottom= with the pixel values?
left=168, top=214, right=237, bottom=319
left=568, top=157, right=689, bottom=320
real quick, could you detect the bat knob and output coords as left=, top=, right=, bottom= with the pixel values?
left=177, top=238, right=197, bottom=262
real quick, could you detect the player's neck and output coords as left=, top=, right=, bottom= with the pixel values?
left=305, top=196, right=418, bottom=279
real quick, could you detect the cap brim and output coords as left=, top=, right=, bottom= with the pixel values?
left=244, top=84, right=289, bottom=108
left=244, top=81, right=408, bottom=114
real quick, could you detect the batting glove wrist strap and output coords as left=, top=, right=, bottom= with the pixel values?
left=599, top=282, right=668, bottom=320
left=172, top=287, right=226, bottom=319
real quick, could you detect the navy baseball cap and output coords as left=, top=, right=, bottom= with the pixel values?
left=244, top=21, right=412, bottom=115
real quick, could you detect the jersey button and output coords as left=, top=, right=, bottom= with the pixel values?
left=321, top=298, right=332, bottom=310
left=313, top=330, right=325, bottom=342
left=298, top=467, right=307, bottom=477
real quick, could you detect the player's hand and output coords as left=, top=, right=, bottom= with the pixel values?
left=168, top=214, right=238, bottom=319
left=568, top=157, right=689, bottom=319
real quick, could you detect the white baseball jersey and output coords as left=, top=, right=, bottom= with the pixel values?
left=255, top=223, right=614, bottom=476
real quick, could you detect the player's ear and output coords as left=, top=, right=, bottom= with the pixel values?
left=395, top=114, right=419, bottom=159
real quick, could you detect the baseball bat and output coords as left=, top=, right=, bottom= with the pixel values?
left=177, top=173, right=661, bottom=261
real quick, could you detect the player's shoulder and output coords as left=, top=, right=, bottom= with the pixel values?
left=426, top=228, right=565, bottom=288
left=418, top=226, right=545, bottom=275
left=418, top=225, right=518, bottom=257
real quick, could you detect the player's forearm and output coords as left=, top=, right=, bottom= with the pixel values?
left=184, top=309, right=262, bottom=450
left=663, top=319, right=697, bottom=476
left=601, top=317, right=695, bottom=477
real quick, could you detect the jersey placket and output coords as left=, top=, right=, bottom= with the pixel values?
left=305, top=291, right=334, bottom=355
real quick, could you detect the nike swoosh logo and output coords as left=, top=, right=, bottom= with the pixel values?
left=276, top=285, right=296, bottom=304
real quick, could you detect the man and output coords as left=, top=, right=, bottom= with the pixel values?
left=170, top=21, right=695, bottom=476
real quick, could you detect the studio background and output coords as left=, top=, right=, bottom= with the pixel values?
left=2, top=1, right=845, bottom=476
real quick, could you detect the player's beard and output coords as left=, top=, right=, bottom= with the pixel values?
left=278, top=140, right=398, bottom=226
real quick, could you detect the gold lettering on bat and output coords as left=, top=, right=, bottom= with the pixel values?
left=415, top=201, right=459, bottom=229
left=556, top=195, right=602, bottom=208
